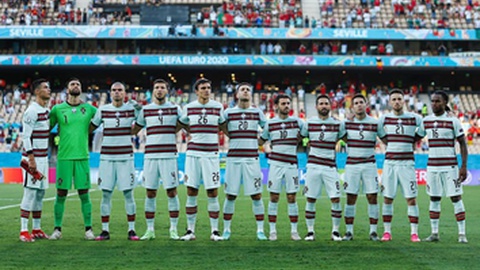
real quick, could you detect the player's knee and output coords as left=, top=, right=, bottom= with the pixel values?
left=366, top=193, right=377, bottom=204
left=78, top=189, right=89, bottom=195
left=146, top=189, right=157, bottom=198
left=57, top=189, right=68, bottom=197
left=450, top=195, right=461, bottom=203
left=250, top=193, right=261, bottom=201
left=270, top=193, right=279, bottom=202
left=206, top=188, right=217, bottom=198
left=346, top=194, right=357, bottom=204
left=384, top=197, right=394, bottom=204
left=330, top=197, right=340, bottom=204
left=187, top=187, right=198, bottom=196
left=286, top=194, right=296, bottom=203
left=166, top=188, right=176, bottom=198
left=227, top=194, right=237, bottom=200
left=430, top=196, right=441, bottom=202
left=406, top=197, right=416, bottom=205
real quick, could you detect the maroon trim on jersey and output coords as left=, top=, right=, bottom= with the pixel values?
left=229, top=130, right=258, bottom=139
left=423, top=120, right=454, bottom=130
left=227, top=148, right=259, bottom=158
left=307, top=155, right=336, bottom=167
left=427, top=157, right=458, bottom=167
left=345, top=122, right=378, bottom=131
left=387, top=134, right=415, bottom=143
left=37, top=112, right=49, bottom=121
left=308, top=123, right=340, bottom=132
left=143, top=108, right=178, bottom=117
left=269, top=152, right=297, bottom=164
left=428, top=138, right=455, bottom=148
left=385, top=152, right=414, bottom=161
left=187, top=108, right=221, bottom=116
left=146, top=125, right=176, bottom=135
left=145, top=144, right=178, bottom=154
left=228, top=112, right=261, bottom=121
left=190, top=125, right=219, bottom=134
left=310, top=141, right=336, bottom=150
left=268, top=121, right=300, bottom=132
left=103, top=127, right=132, bottom=136
left=31, top=130, right=50, bottom=139
left=271, top=138, right=298, bottom=146
left=22, top=148, right=48, bottom=157
left=102, top=110, right=135, bottom=119
left=101, top=145, right=133, bottom=155
left=187, top=142, right=219, bottom=152
left=346, top=155, right=376, bottom=164
left=347, top=139, right=376, bottom=148
left=383, top=117, right=417, bottom=126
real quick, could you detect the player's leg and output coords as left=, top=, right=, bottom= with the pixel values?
left=123, top=188, right=139, bottom=240
left=343, top=165, right=360, bottom=240
left=141, top=159, right=159, bottom=240
left=202, top=156, right=222, bottom=241
left=446, top=168, right=466, bottom=243
left=74, top=159, right=94, bottom=240
left=161, top=158, right=180, bottom=240
left=96, top=189, right=113, bottom=241
left=424, top=170, right=442, bottom=242
left=399, top=164, right=420, bottom=242
left=117, top=160, right=139, bottom=240
left=51, top=160, right=73, bottom=240
left=31, top=189, right=48, bottom=239
left=364, top=164, right=380, bottom=241
left=180, top=156, right=199, bottom=240
left=303, top=165, right=321, bottom=241
left=380, top=163, right=396, bottom=241
left=324, top=168, right=342, bottom=241
left=19, top=187, right=35, bottom=242
left=267, top=164, right=283, bottom=241
left=222, top=159, right=241, bottom=239
left=285, top=166, right=300, bottom=241
left=241, top=161, right=266, bottom=240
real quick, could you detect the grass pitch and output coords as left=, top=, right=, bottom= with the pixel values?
left=0, top=184, right=478, bottom=269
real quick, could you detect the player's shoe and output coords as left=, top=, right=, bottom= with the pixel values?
left=85, top=229, right=95, bottom=240
left=180, top=230, right=196, bottom=241
left=222, top=231, right=231, bottom=240
left=269, top=232, right=277, bottom=241
left=369, top=232, right=380, bottom=241
left=169, top=229, right=179, bottom=240
left=331, top=231, right=342, bottom=241
left=31, top=229, right=49, bottom=239
left=210, top=230, right=224, bottom=241
left=458, top=234, right=468, bottom=243
left=381, top=232, right=392, bottom=242
left=291, top=232, right=301, bottom=241
left=257, top=231, right=267, bottom=241
left=20, top=231, right=34, bottom=242
left=49, top=228, right=62, bottom=240
left=342, top=232, right=354, bottom=241
left=140, top=230, right=155, bottom=241
left=304, top=232, right=315, bottom=241
left=410, top=234, right=421, bottom=242
left=95, top=230, right=110, bottom=241
left=128, top=230, right=140, bottom=241
left=424, top=233, right=440, bottom=242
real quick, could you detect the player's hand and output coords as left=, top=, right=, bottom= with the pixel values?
left=459, top=166, right=467, bottom=182
left=28, top=158, right=37, bottom=173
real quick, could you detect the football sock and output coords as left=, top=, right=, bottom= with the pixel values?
left=305, top=201, right=316, bottom=232
left=288, top=202, right=298, bottom=233
left=252, top=199, right=265, bottom=233
left=429, top=200, right=441, bottom=234
left=54, top=194, right=66, bottom=228
left=79, top=192, right=92, bottom=228
left=145, top=197, right=156, bottom=231
left=208, top=197, right=220, bottom=232
left=382, top=203, right=393, bottom=233
left=101, top=190, right=113, bottom=231
left=407, top=205, right=419, bottom=235
left=186, top=196, right=198, bottom=232
left=168, top=195, right=180, bottom=230
left=268, top=201, right=278, bottom=233
left=331, top=202, right=342, bottom=232
left=368, top=203, right=379, bottom=233
left=32, top=211, right=41, bottom=230
left=345, top=204, right=356, bottom=234
left=124, top=189, right=136, bottom=231
left=223, top=199, right=235, bottom=232
left=20, top=209, right=29, bottom=232
left=453, top=200, right=466, bottom=235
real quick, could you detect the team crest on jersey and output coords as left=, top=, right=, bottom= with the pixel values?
left=81, top=107, right=86, bottom=115
left=98, top=178, right=102, bottom=185
left=57, top=178, right=63, bottom=185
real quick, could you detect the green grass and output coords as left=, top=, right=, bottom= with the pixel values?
left=0, top=184, right=478, bottom=269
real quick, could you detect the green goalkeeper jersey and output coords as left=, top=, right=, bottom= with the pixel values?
left=50, top=101, right=97, bottom=160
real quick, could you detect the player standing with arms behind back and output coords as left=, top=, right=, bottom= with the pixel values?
left=90, top=82, right=140, bottom=241
left=259, top=94, right=304, bottom=241
left=222, top=82, right=267, bottom=240
left=342, top=94, right=382, bottom=241
left=416, top=91, right=468, bottom=243
left=132, top=79, right=182, bottom=240
left=19, top=79, right=51, bottom=242
left=301, top=95, right=345, bottom=241
left=378, top=89, right=422, bottom=242
left=178, top=78, right=227, bottom=241
left=49, top=78, right=97, bottom=240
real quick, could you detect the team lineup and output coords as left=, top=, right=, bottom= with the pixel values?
left=19, top=77, right=468, bottom=243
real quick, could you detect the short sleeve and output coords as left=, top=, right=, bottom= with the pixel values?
left=136, top=108, right=146, bottom=127
left=300, top=121, right=309, bottom=137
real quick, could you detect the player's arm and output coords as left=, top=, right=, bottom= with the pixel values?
left=133, top=107, right=145, bottom=135
left=219, top=121, right=229, bottom=137
left=49, top=105, right=58, bottom=131
left=176, top=120, right=189, bottom=132
left=22, top=109, right=37, bottom=172
left=132, top=123, right=143, bottom=135
left=89, top=106, right=102, bottom=134
left=457, top=135, right=468, bottom=182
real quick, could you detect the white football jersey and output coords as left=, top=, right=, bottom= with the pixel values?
left=261, top=116, right=303, bottom=166
left=22, top=101, right=50, bottom=160
left=344, top=115, right=381, bottom=165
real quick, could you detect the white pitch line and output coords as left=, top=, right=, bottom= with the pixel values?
left=0, top=191, right=97, bottom=211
